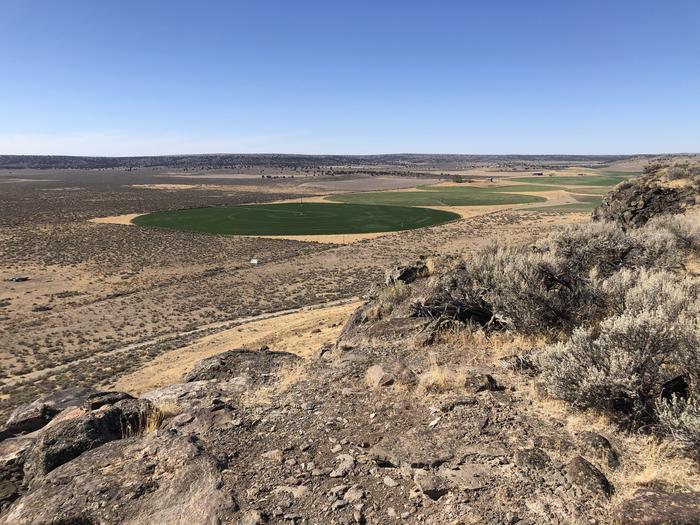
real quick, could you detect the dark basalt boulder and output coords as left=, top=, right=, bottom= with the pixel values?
left=612, top=487, right=700, bottom=524
left=21, top=396, right=156, bottom=484
left=1, top=431, right=235, bottom=525
left=183, top=348, right=300, bottom=383
left=385, top=258, right=427, bottom=286
left=565, top=455, right=613, bottom=497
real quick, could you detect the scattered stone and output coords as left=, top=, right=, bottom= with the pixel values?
left=514, top=448, right=551, bottom=470
left=413, top=469, right=450, bottom=500
left=240, top=509, right=267, bottom=525
left=370, top=429, right=453, bottom=468
left=365, top=365, right=395, bottom=388
left=343, top=484, right=365, bottom=503
left=437, top=463, right=491, bottom=491
left=274, top=485, right=310, bottom=499
left=261, top=449, right=284, bottom=463
left=330, top=454, right=355, bottom=478
left=383, top=475, right=399, bottom=487
left=565, top=455, right=612, bottom=497
left=464, top=373, right=499, bottom=394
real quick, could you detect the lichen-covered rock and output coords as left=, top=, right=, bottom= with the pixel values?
left=1, top=431, right=234, bottom=525
left=578, top=431, right=619, bottom=469
left=565, top=455, right=612, bottom=497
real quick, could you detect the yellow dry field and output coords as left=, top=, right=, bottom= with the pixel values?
left=89, top=213, right=142, bottom=225
left=110, top=300, right=362, bottom=395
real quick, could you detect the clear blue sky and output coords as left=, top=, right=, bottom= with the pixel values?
left=1, top=0, right=698, bottom=155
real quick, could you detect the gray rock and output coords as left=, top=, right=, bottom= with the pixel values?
left=83, top=390, right=133, bottom=410
left=413, top=469, right=449, bottom=500
left=343, top=484, right=364, bottom=503
left=23, top=405, right=124, bottom=483
left=514, top=448, right=551, bottom=469
left=365, top=365, right=395, bottom=388
left=437, top=463, right=491, bottom=491
left=0, top=431, right=234, bottom=525
left=464, top=373, right=499, bottom=394
left=330, top=454, right=355, bottom=478
left=241, top=509, right=267, bottom=525
left=385, top=260, right=427, bottom=286
left=183, top=348, right=300, bottom=383
left=0, top=480, right=19, bottom=509
left=369, top=429, right=453, bottom=469
left=565, top=455, right=612, bottom=497
left=1, top=387, right=97, bottom=439
left=612, top=487, right=700, bottom=524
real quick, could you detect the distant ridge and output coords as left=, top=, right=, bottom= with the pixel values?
left=0, top=153, right=645, bottom=170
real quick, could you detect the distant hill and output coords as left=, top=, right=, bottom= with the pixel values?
left=0, top=153, right=644, bottom=170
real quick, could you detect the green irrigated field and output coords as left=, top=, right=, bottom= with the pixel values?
left=423, top=184, right=559, bottom=193
left=328, top=188, right=546, bottom=206
left=509, top=174, right=634, bottom=186
left=132, top=202, right=460, bottom=235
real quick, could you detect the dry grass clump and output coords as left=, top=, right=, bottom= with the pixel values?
left=378, top=281, right=411, bottom=309
left=241, top=361, right=308, bottom=407
left=120, top=401, right=181, bottom=438
left=417, top=353, right=464, bottom=394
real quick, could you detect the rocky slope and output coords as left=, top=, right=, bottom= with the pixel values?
left=1, top=165, right=699, bottom=524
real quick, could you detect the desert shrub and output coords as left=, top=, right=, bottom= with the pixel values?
left=657, top=396, right=700, bottom=450
left=535, top=220, right=693, bottom=276
left=646, top=214, right=700, bottom=256
left=539, top=296, right=699, bottom=421
left=466, top=244, right=598, bottom=334
left=667, top=164, right=690, bottom=181
left=598, top=268, right=700, bottom=319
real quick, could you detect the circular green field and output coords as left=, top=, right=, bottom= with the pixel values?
left=132, top=202, right=460, bottom=235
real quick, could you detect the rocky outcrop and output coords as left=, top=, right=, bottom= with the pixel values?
left=593, top=178, right=696, bottom=228
left=0, top=387, right=97, bottom=440
left=183, top=348, right=300, bottom=383
left=0, top=431, right=234, bottom=525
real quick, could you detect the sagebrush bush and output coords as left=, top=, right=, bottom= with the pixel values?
left=534, top=219, right=693, bottom=276
left=466, top=244, right=597, bottom=334
left=657, top=396, right=700, bottom=450
left=646, top=214, right=700, bottom=256
left=539, top=268, right=700, bottom=418
left=597, top=268, right=700, bottom=319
